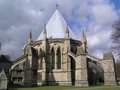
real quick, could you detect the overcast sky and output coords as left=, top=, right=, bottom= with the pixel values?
left=0, top=0, right=120, bottom=60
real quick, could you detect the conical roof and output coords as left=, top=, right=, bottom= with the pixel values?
left=37, top=9, right=76, bottom=40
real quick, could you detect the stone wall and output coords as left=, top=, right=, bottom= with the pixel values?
left=101, top=52, right=116, bottom=85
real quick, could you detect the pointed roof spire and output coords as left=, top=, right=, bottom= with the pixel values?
left=29, top=29, right=32, bottom=40
left=43, top=24, right=47, bottom=35
left=66, top=25, right=69, bottom=34
left=81, top=27, right=87, bottom=43
left=65, top=25, right=70, bottom=39
left=28, top=29, right=32, bottom=44
left=43, top=24, right=47, bottom=39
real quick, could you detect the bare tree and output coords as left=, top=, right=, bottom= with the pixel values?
left=111, top=19, right=120, bottom=82
left=111, top=18, right=120, bottom=59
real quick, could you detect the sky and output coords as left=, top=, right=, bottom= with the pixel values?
left=0, top=0, right=120, bottom=60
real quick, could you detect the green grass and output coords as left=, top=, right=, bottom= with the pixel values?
left=11, top=85, right=120, bottom=90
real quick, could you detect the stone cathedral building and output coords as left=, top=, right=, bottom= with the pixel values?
left=10, top=9, right=116, bottom=87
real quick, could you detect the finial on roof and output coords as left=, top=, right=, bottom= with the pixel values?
left=56, top=4, right=59, bottom=9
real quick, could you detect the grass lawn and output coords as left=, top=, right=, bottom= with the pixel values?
left=11, top=85, right=120, bottom=90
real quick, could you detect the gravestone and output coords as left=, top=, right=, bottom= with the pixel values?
left=0, top=69, right=8, bottom=90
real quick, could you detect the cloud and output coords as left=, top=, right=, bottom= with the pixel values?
left=86, top=0, right=119, bottom=58
left=0, top=0, right=119, bottom=60
left=90, top=0, right=118, bottom=26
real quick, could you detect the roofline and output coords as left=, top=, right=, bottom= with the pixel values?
left=13, top=54, right=27, bottom=64
left=36, top=38, right=81, bottom=42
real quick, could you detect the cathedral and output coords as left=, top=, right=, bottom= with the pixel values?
left=10, top=9, right=116, bottom=87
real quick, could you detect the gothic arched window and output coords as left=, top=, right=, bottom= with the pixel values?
left=51, top=47, right=55, bottom=69
left=57, top=48, right=61, bottom=69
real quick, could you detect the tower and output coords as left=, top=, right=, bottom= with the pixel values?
left=28, top=29, right=33, bottom=44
